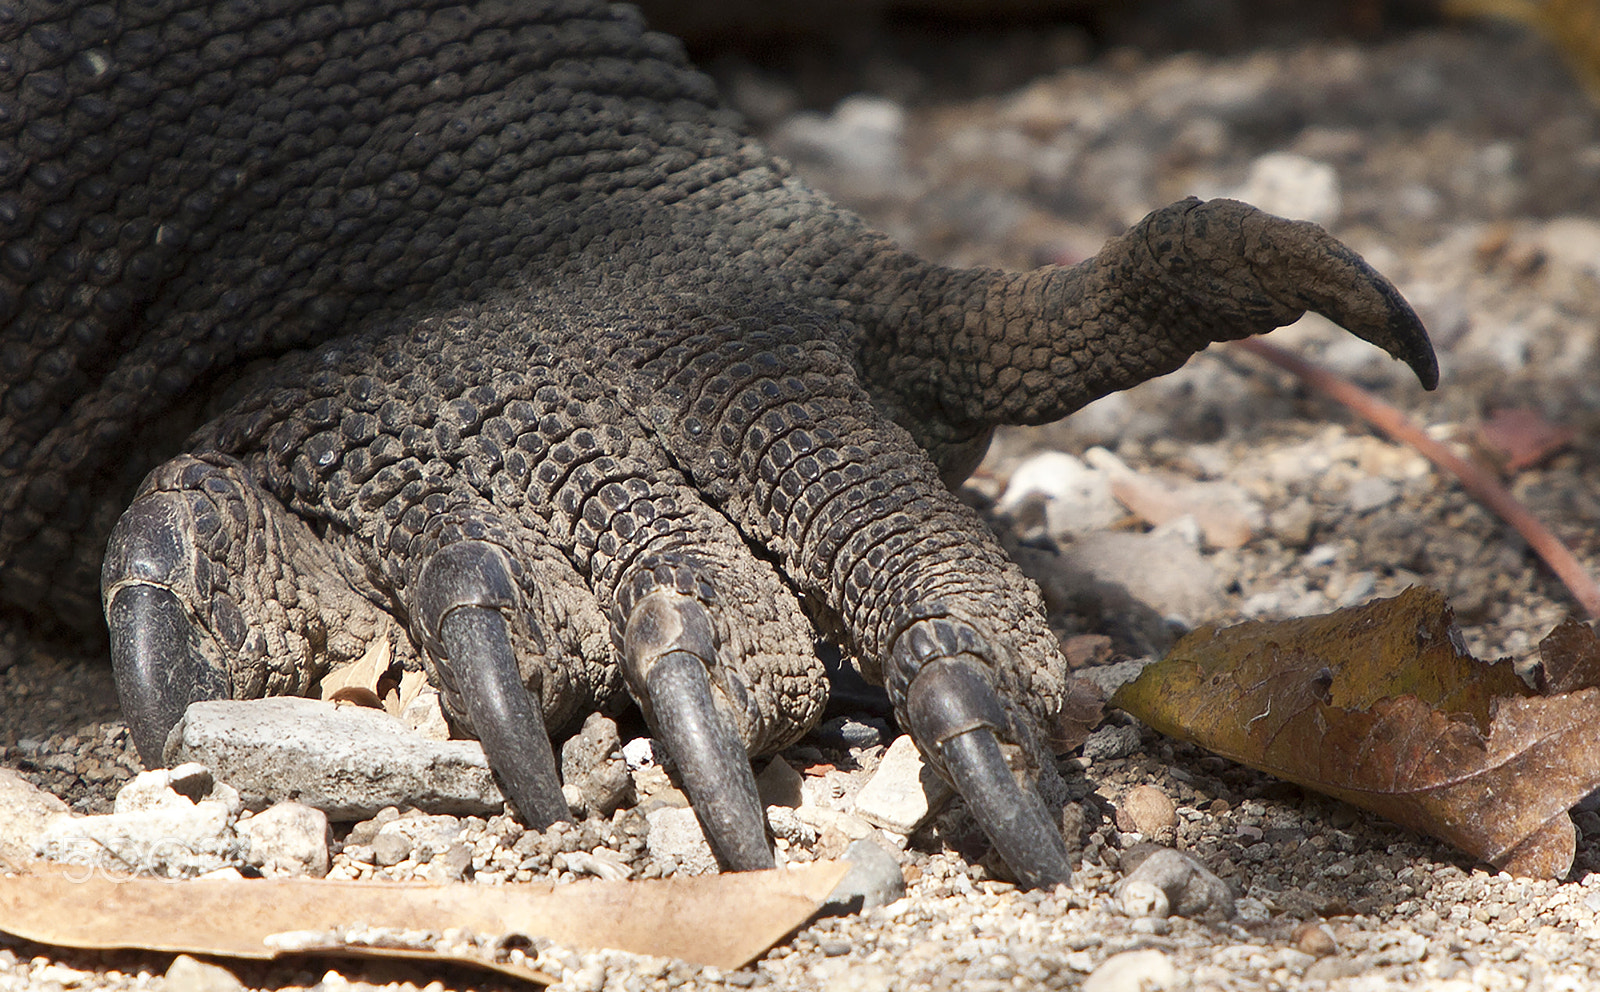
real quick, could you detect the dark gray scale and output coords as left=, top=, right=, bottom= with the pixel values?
left=1, top=0, right=1437, bottom=887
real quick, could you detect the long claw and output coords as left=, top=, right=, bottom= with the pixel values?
left=438, top=605, right=570, bottom=829
left=106, top=584, right=227, bottom=766
left=625, top=592, right=773, bottom=872
left=1236, top=201, right=1439, bottom=389
left=416, top=539, right=569, bottom=830
left=904, top=655, right=1071, bottom=889
left=102, top=494, right=229, bottom=766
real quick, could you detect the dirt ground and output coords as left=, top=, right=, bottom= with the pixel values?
left=5, top=5, right=1600, bottom=991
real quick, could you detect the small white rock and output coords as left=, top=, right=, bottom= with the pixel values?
left=765, top=806, right=816, bottom=846
left=36, top=800, right=242, bottom=879
left=164, top=954, right=245, bottom=992
left=238, top=802, right=331, bottom=878
left=371, top=813, right=464, bottom=865
left=851, top=735, right=953, bottom=835
left=645, top=806, right=718, bottom=874
left=622, top=737, right=658, bottom=770
left=0, top=768, right=69, bottom=865
left=1238, top=151, right=1341, bottom=227
left=1083, top=949, right=1178, bottom=992
left=996, top=450, right=1121, bottom=538
left=113, top=763, right=214, bottom=814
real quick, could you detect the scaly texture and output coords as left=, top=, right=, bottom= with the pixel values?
left=0, top=0, right=1434, bottom=882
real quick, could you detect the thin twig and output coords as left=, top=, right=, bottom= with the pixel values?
left=1234, top=337, right=1600, bottom=621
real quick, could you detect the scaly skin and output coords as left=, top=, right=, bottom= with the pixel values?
left=0, top=0, right=1435, bottom=884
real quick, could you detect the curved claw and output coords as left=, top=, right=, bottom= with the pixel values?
left=103, top=493, right=229, bottom=766
left=904, top=656, right=1071, bottom=889
left=416, top=539, right=569, bottom=830
left=438, top=605, right=570, bottom=830
left=107, top=583, right=228, bottom=766
left=1222, top=198, right=1439, bottom=389
left=625, top=593, right=773, bottom=872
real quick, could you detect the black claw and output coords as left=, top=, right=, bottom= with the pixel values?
left=416, top=539, right=570, bottom=830
left=107, top=584, right=227, bottom=766
left=625, top=593, right=773, bottom=872
left=438, top=605, right=570, bottom=830
left=904, top=656, right=1071, bottom=889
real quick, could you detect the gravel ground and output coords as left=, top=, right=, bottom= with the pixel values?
left=5, top=8, right=1600, bottom=992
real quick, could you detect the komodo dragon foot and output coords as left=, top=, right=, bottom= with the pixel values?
left=0, top=0, right=1436, bottom=888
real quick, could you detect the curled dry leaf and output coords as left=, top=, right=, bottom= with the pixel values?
left=1048, top=673, right=1107, bottom=754
left=0, top=860, right=850, bottom=980
left=1113, top=587, right=1600, bottom=877
left=319, top=638, right=396, bottom=711
left=1474, top=407, right=1577, bottom=474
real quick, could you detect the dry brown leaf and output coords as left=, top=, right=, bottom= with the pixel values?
left=320, top=638, right=394, bottom=710
left=1113, top=588, right=1600, bottom=877
left=1474, top=407, right=1577, bottom=473
left=1048, top=674, right=1107, bottom=754
left=389, top=669, right=431, bottom=719
left=0, top=860, right=849, bottom=980
left=1534, top=616, right=1600, bottom=694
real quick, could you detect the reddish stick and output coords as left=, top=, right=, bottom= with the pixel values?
left=1234, top=337, right=1600, bottom=621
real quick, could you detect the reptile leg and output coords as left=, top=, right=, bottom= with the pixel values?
left=184, top=320, right=826, bottom=857
left=637, top=318, right=1077, bottom=885
left=102, top=454, right=406, bottom=765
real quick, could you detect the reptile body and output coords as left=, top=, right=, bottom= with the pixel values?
left=0, top=0, right=1436, bottom=883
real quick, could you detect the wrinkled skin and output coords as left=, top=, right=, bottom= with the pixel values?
left=0, top=0, right=1435, bottom=885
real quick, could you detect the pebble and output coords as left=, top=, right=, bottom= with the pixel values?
left=370, top=813, right=463, bottom=867
left=1081, top=724, right=1141, bottom=763
left=1269, top=496, right=1317, bottom=548
left=755, top=755, right=804, bottom=808
left=850, top=734, right=953, bottom=834
left=820, top=838, right=906, bottom=915
left=1237, top=151, right=1342, bottom=227
left=644, top=805, right=718, bottom=874
left=559, top=712, right=634, bottom=818
left=795, top=807, right=877, bottom=860
left=771, top=95, right=906, bottom=200
left=345, top=806, right=401, bottom=846
left=425, top=841, right=473, bottom=883
left=1294, top=921, right=1341, bottom=958
left=1115, top=846, right=1235, bottom=920
left=1345, top=476, right=1400, bottom=514
left=812, top=716, right=887, bottom=751
left=1086, top=448, right=1262, bottom=549
left=238, top=801, right=331, bottom=877
left=163, top=955, right=245, bottom=992
left=995, top=450, right=1121, bottom=538
left=765, top=805, right=817, bottom=846
left=0, top=768, right=69, bottom=864
left=557, top=847, right=632, bottom=882
left=621, top=737, right=658, bottom=770
left=113, top=762, right=219, bottom=812
left=1083, top=949, right=1179, bottom=992
left=1058, top=529, right=1226, bottom=626
left=1115, top=785, right=1177, bottom=838
left=168, top=698, right=504, bottom=820
left=35, top=788, right=242, bottom=878
left=398, top=685, right=452, bottom=741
